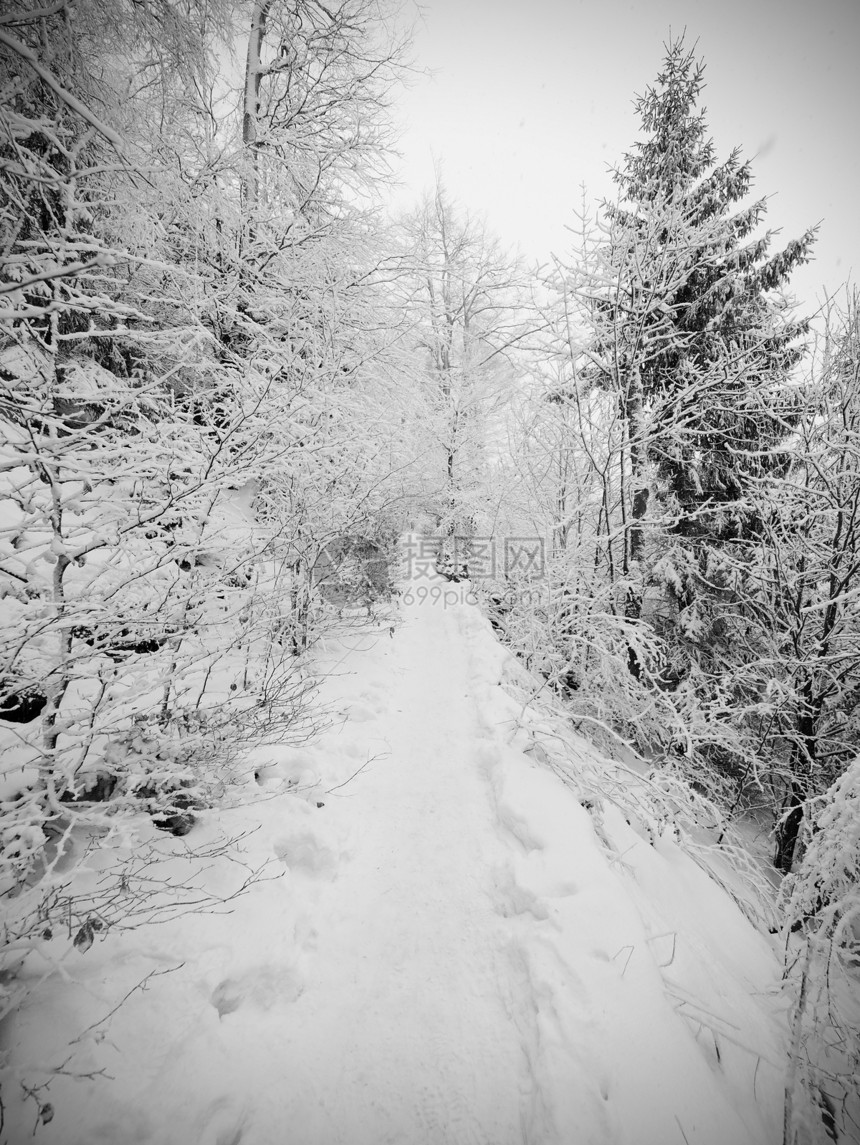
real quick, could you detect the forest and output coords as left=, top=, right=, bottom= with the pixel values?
left=1, top=2, right=858, bottom=1142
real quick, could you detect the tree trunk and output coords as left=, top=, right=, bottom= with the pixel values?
left=626, top=364, right=649, bottom=566
left=624, top=364, right=648, bottom=678
left=774, top=781, right=804, bottom=873
left=774, top=701, right=819, bottom=872
left=242, top=1, right=271, bottom=229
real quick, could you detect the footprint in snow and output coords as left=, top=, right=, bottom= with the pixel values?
left=195, top=1097, right=249, bottom=1145
left=210, top=964, right=303, bottom=1019
left=272, top=830, right=337, bottom=876
left=491, top=866, right=551, bottom=921
left=497, top=802, right=545, bottom=852
left=343, top=703, right=377, bottom=723
left=360, top=683, right=385, bottom=698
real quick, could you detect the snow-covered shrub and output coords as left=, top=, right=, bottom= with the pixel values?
left=781, top=756, right=860, bottom=1145
left=784, top=759, right=860, bottom=944
left=313, top=534, right=399, bottom=610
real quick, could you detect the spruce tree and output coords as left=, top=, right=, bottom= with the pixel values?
left=587, top=37, right=816, bottom=678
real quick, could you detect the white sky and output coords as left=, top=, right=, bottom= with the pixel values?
left=389, top=0, right=859, bottom=314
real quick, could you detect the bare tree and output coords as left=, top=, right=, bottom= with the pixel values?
left=394, top=180, right=528, bottom=571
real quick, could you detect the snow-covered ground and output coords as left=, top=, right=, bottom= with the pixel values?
left=2, top=555, right=788, bottom=1145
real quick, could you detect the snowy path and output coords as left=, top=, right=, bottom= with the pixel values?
left=5, top=563, right=787, bottom=1145
left=263, top=594, right=534, bottom=1145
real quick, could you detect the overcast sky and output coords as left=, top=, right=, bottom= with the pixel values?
left=389, top=0, right=859, bottom=315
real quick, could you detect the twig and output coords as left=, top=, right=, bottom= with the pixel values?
left=647, top=930, right=677, bottom=967
left=612, top=944, right=634, bottom=976
left=71, top=963, right=184, bottom=1044
left=325, top=752, right=385, bottom=795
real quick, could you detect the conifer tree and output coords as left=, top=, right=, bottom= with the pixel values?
left=585, top=38, right=816, bottom=678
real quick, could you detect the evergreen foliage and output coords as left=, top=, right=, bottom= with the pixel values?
left=593, top=38, right=816, bottom=646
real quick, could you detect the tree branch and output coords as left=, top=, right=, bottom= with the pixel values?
left=0, top=27, right=125, bottom=150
